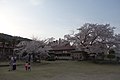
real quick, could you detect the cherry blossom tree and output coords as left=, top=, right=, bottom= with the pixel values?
left=14, top=40, right=51, bottom=62
left=64, top=23, right=115, bottom=55
left=113, top=34, right=120, bottom=60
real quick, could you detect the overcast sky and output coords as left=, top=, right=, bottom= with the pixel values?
left=0, top=0, right=120, bottom=39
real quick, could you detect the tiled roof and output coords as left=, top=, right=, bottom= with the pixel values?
left=50, top=45, right=75, bottom=51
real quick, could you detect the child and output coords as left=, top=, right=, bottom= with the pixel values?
left=25, top=62, right=28, bottom=71
left=28, top=62, right=31, bottom=71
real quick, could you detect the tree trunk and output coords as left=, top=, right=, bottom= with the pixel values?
left=28, top=54, right=31, bottom=62
left=38, top=55, right=41, bottom=63
left=2, top=41, right=5, bottom=61
left=32, top=53, right=36, bottom=62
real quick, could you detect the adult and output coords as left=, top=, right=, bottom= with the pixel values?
left=9, top=56, right=14, bottom=71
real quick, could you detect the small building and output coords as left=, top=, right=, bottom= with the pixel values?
left=49, top=45, right=75, bottom=60
left=71, top=51, right=89, bottom=60
left=0, top=43, right=14, bottom=60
